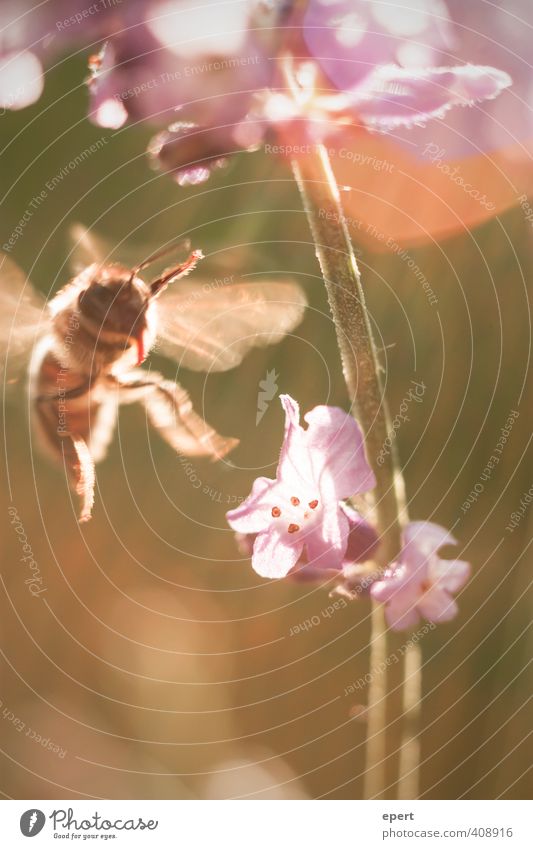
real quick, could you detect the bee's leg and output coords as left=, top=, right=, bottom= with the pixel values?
left=67, top=435, right=95, bottom=523
left=112, top=370, right=239, bottom=460
left=35, top=381, right=96, bottom=522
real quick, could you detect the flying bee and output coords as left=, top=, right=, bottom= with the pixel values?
left=1, top=229, right=306, bottom=521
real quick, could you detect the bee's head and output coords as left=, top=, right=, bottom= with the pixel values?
left=77, top=264, right=151, bottom=364
left=75, top=247, right=202, bottom=366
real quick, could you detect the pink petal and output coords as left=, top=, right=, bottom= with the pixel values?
left=0, top=50, right=43, bottom=111
left=303, top=405, right=376, bottom=500
left=371, top=567, right=415, bottom=604
left=147, top=0, right=250, bottom=59
left=149, top=123, right=236, bottom=186
left=252, top=528, right=304, bottom=579
left=305, top=504, right=349, bottom=571
left=402, top=521, right=456, bottom=572
left=430, top=558, right=470, bottom=594
left=226, top=476, right=276, bottom=533
left=277, top=395, right=314, bottom=490
left=418, top=587, right=459, bottom=623
left=303, top=0, right=453, bottom=93
left=341, top=503, right=380, bottom=564
left=356, top=64, right=512, bottom=130
left=370, top=574, right=398, bottom=604
left=384, top=597, right=421, bottom=632
left=403, top=521, right=457, bottom=550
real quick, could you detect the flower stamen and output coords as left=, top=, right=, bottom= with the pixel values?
left=271, top=506, right=281, bottom=517
left=288, top=523, right=300, bottom=534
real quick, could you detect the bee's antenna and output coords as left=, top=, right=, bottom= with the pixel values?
left=149, top=249, right=204, bottom=297
left=128, top=240, right=192, bottom=284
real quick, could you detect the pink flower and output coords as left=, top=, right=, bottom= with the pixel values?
left=303, top=0, right=511, bottom=133
left=86, top=0, right=287, bottom=186
left=152, top=47, right=511, bottom=181
left=0, top=0, right=120, bottom=112
left=227, top=395, right=376, bottom=579
left=305, top=0, right=530, bottom=157
left=235, top=501, right=379, bottom=583
left=302, top=0, right=532, bottom=245
left=371, top=522, right=470, bottom=630
left=151, top=0, right=511, bottom=183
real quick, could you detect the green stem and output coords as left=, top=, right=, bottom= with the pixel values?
left=364, top=601, right=389, bottom=799
left=397, top=641, right=422, bottom=798
left=291, top=147, right=403, bottom=564
left=291, top=145, right=413, bottom=801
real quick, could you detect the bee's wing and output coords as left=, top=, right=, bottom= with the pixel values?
left=0, top=253, right=49, bottom=378
left=69, top=223, right=191, bottom=275
left=155, top=279, right=307, bottom=372
left=68, top=223, right=112, bottom=271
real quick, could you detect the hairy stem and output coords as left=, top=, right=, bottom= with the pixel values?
left=291, top=147, right=403, bottom=564
left=291, top=145, right=417, bottom=800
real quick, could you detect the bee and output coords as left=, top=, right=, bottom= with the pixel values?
left=1, top=229, right=306, bottom=521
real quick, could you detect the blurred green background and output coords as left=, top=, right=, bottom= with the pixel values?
left=1, top=52, right=531, bottom=799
